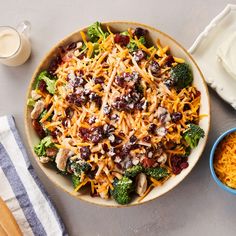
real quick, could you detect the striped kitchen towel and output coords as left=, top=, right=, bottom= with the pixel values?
left=0, top=116, right=67, bottom=236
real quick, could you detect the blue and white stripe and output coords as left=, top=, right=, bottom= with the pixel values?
left=0, top=116, right=67, bottom=236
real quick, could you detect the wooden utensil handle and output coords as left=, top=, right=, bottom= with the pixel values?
left=0, top=197, right=22, bottom=236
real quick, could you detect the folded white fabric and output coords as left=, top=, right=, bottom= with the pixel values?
left=0, top=116, right=67, bottom=236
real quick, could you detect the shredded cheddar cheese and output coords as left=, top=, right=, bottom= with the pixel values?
left=214, top=132, right=236, bottom=189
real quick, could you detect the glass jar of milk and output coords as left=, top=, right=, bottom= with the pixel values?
left=0, top=21, right=31, bottom=66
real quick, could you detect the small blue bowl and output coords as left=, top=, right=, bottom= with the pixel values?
left=210, top=127, right=236, bottom=195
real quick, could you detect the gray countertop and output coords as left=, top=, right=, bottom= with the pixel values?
left=1, top=0, right=236, bottom=235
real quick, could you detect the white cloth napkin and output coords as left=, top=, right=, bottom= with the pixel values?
left=0, top=116, right=67, bottom=236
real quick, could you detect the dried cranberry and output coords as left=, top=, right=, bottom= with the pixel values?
left=148, top=123, right=157, bottom=134
left=94, top=77, right=104, bottom=84
left=143, top=136, right=151, bottom=142
left=171, top=156, right=182, bottom=166
left=77, top=53, right=85, bottom=60
left=59, top=46, right=66, bottom=54
left=171, top=112, right=182, bottom=122
left=66, top=42, right=77, bottom=50
left=134, top=27, right=148, bottom=38
left=111, top=114, right=119, bottom=120
left=65, top=107, right=74, bottom=118
left=90, top=126, right=104, bottom=135
left=131, top=144, right=140, bottom=150
left=79, top=127, right=90, bottom=140
left=133, top=50, right=146, bottom=62
left=66, top=94, right=75, bottom=104
left=89, top=92, right=100, bottom=102
left=121, top=145, right=131, bottom=156
left=102, top=143, right=109, bottom=152
left=74, top=76, right=86, bottom=87
left=80, top=146, right=91, bottom=160
left=171, top=155, right=189, bottom=174
left=172, top=166, right=181, bottom=175
left=112, top=98, right=127, bottom=111
left=114, top=34, right=130, bottom=46
left=76, top=93, right=88, bottom=105
left=149, top=60, right=160, bottom=74
left=32, top=120, right=46, bottom=138
left=90, top=135, right=101, bottom=144
left=87, top=167, right=98, bottom=180
left=129, top=135, right=137, bottom=143
left=118, top=131, right=125, bottom=137
left=123, top=72, right=133, bottom=82
left=38, top=80, right=47, bottom=93
left=110, top=135, right=122, bottom=147
left=183, top=104, right=191, bottom=111
left=62, top=118, right=69, bottom=127
left=48, top=55, right=62, bottom=74
left=180, top=162, right=189, bottom=169
left=90, top=126, right=104, bottom=144
left=115, top=163, right=122, bottom=170
left=103, top=124, right=115, bottom=136
left=114, top=75, right=125, bottom=87
left=195, top=90, right=201, bottom=97
left=165, top=55, right=174, bottom=66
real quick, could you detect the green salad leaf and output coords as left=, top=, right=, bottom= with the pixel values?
left=87, top=22, right=108, bottom=42
left=127, top=36, right=146, bottom=53
left=35, top=71, right=56, bottom=94
left=27, top=98, right=35, bottom=107
left=34, top=136, right=54, bottom=156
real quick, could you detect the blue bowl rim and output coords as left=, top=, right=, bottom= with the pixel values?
left=209, top=127, right=236, bottom=195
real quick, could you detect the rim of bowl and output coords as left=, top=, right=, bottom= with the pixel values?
left=209, top=127, right=236, bottom=195
left=24, top=21, right=211, bottom=207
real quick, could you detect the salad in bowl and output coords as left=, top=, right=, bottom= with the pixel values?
left=26, top=22, right=209, bottom=206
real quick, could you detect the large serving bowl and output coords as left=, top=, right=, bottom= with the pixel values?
left=25, top=22, right=210, bottom=207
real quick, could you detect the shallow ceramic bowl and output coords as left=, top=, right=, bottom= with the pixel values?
left=209, top=128, right=236, bottom=195
left=25, top=22, right=210, bottom=207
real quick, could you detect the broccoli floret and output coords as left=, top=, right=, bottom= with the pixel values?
left=170, top=63, right=193, bottom=89
left=183, top=124, right=205, bottom=149
left=111, top=177, right=134, bottom=205
left=72, top=174, right=81, bottom=188
left=70, top=161, right=91, bottom=176
left=184, top=146, right=191, bottom=157
left=35, top=71, right=56, bottom=94
left=87, top=22, right=108, bottom=42
left=34, top=136, right=54, bottom=156
left=124, top=165, right=144, bottom=178
left=145, top=167, right=169, bottom=180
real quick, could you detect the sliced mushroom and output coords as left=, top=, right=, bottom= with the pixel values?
left=157, top=153, right=167, bottom=164
left=135, top=173, right=147, bottom=196
left=55, top=148, right=70, bottom=171
left=31, top=100, right=45, bottom=119
left=31, top=90, right=42, bottom=100
left=39, top=156, right=50, bottom=164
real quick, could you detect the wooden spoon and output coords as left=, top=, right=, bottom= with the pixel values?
left=0, top=197, right=22, bottom=236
